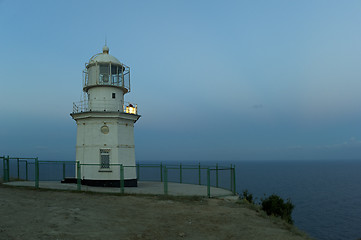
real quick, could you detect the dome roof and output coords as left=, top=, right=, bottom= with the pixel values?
left=88, top=45, right=121, bottom=65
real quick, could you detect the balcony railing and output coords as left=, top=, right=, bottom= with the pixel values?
left=72, top=100, right=138, bottom=115
left=83, top=70, right=130, bottom=92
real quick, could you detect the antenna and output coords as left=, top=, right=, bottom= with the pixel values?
left=105, top=34, right=107, bottom=46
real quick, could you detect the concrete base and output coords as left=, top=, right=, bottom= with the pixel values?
left=3, top=181, right=235, bottom=197
left=61, top=178, right=137, bottom=187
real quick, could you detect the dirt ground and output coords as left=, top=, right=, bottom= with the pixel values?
left=0, top=185, right=311, bottom=240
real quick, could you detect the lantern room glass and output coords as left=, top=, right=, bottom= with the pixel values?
left=83, top=62, right=130, bottom=92
left=99, top=64, right=110, bottom=83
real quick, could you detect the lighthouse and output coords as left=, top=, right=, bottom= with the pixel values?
left=71, top=45, right=140, bottom=187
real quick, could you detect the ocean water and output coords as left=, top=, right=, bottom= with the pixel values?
left=234, top=160, right=361, bottom=240
left=1, top=159, right=360, bottom=240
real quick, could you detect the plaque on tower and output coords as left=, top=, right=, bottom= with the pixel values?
left=101, top=126, right=109, bottom=134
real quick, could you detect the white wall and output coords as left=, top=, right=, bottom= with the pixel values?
left=75, top=116, right=137, bottom=180
left=87, top=86, right=124, bottom=112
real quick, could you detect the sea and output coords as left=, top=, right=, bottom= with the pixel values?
left=2, top=159, right=361, bottom=240
left=233, top=160, right=361, bottom=240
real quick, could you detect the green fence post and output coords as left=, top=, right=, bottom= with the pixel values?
left=198, top=162, right=201, bottom=185
left=160, top=162, right=163, bottom=182
left=179, top=163, right=182, bottom=184
left=6, top=156, right=10, bottom=182
left=2, top=156, right=5, bottom=182
left=17, top=158, right=20, bottom=179
left=62, top=162, right=66, bottom=180
left=230, top=164, right=233, bottom=191
left=25, top=161, right=28, bottom=181
left=207, top=168, right=210, bottom=198
left=216, top=163, right=219, bottom=188
left=120, top=164, right=124, bottom=194
left=163, top=166, right=168, bottom=195
left=76, top=161, right=81, bottom=191
left=136, top=163, right=140, bottom=180
left=232, top=166, right=236, bottom=195
left=2, top=156, right=7, bottom=182
left=35, top=157, right=39, bottom=188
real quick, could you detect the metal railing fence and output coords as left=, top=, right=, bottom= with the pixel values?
left=1, top=156, right=236, bottom=197
left=72, top=100, right=138, bottom=114
left=1, top=156, right=75, bottom=183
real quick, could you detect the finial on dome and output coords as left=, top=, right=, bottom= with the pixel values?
left=102, top=36, right=109, bottom=54
left=103, top=45, right=109, bottom=54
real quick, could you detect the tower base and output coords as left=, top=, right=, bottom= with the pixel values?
left=61, top=178, right=138, bottom=187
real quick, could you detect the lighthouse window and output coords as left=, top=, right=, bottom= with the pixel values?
left=111, top=65, right=118, bottom=75
left=100, top=149, right=110, bottom=169
left=112, top=93, right=116, bottom=99
left=99, top=64, right=110, bottom=83
left=111, top=65, right=120, bottom=84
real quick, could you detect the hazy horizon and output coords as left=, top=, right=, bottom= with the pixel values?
left=1, top=1, right=361, bottom=162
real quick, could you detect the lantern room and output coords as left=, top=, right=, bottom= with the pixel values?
left=72, top=45, right=137, bottom=114
left=83, top=45, right=131, bottom=93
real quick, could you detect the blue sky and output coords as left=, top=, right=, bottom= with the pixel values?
left=1, top=0, right=361, bottom=161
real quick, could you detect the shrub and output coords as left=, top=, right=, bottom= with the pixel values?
left=261, top=194, right=294, bottom=224
left=240, top=189, right=254, bottom=203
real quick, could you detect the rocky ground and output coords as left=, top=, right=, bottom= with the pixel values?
left=0, top=185, right=311, bottom=240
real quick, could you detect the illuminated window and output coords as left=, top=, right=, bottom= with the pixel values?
left=125, top=104, right=137, bottom=114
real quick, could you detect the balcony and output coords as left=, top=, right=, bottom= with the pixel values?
left=83, top=64, right=131, bottom=92
left=72, top=100, right=138, bottom=115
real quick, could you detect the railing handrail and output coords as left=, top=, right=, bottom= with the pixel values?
left=72, top=100, right=138, bottom=114
left=83, top=66, right=131, bottom=92
left=2, top=157, right=236, bottom=197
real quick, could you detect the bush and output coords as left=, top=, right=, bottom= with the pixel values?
left=261, top=194, right=294, bottom=224
left=240, top=189, right=254, bottom=203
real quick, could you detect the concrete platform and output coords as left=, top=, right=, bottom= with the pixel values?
left=3, top=181, right=236, bottom=198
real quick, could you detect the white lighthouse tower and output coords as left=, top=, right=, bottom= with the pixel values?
left=70, top=45, right=140, bottom=187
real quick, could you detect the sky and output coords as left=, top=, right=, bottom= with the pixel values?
left=1, top=0, right=361, bottom=162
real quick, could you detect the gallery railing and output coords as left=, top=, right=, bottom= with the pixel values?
left=72, top=100, right=138, bottom=114
left=83, top=67, right=131, bottom=92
